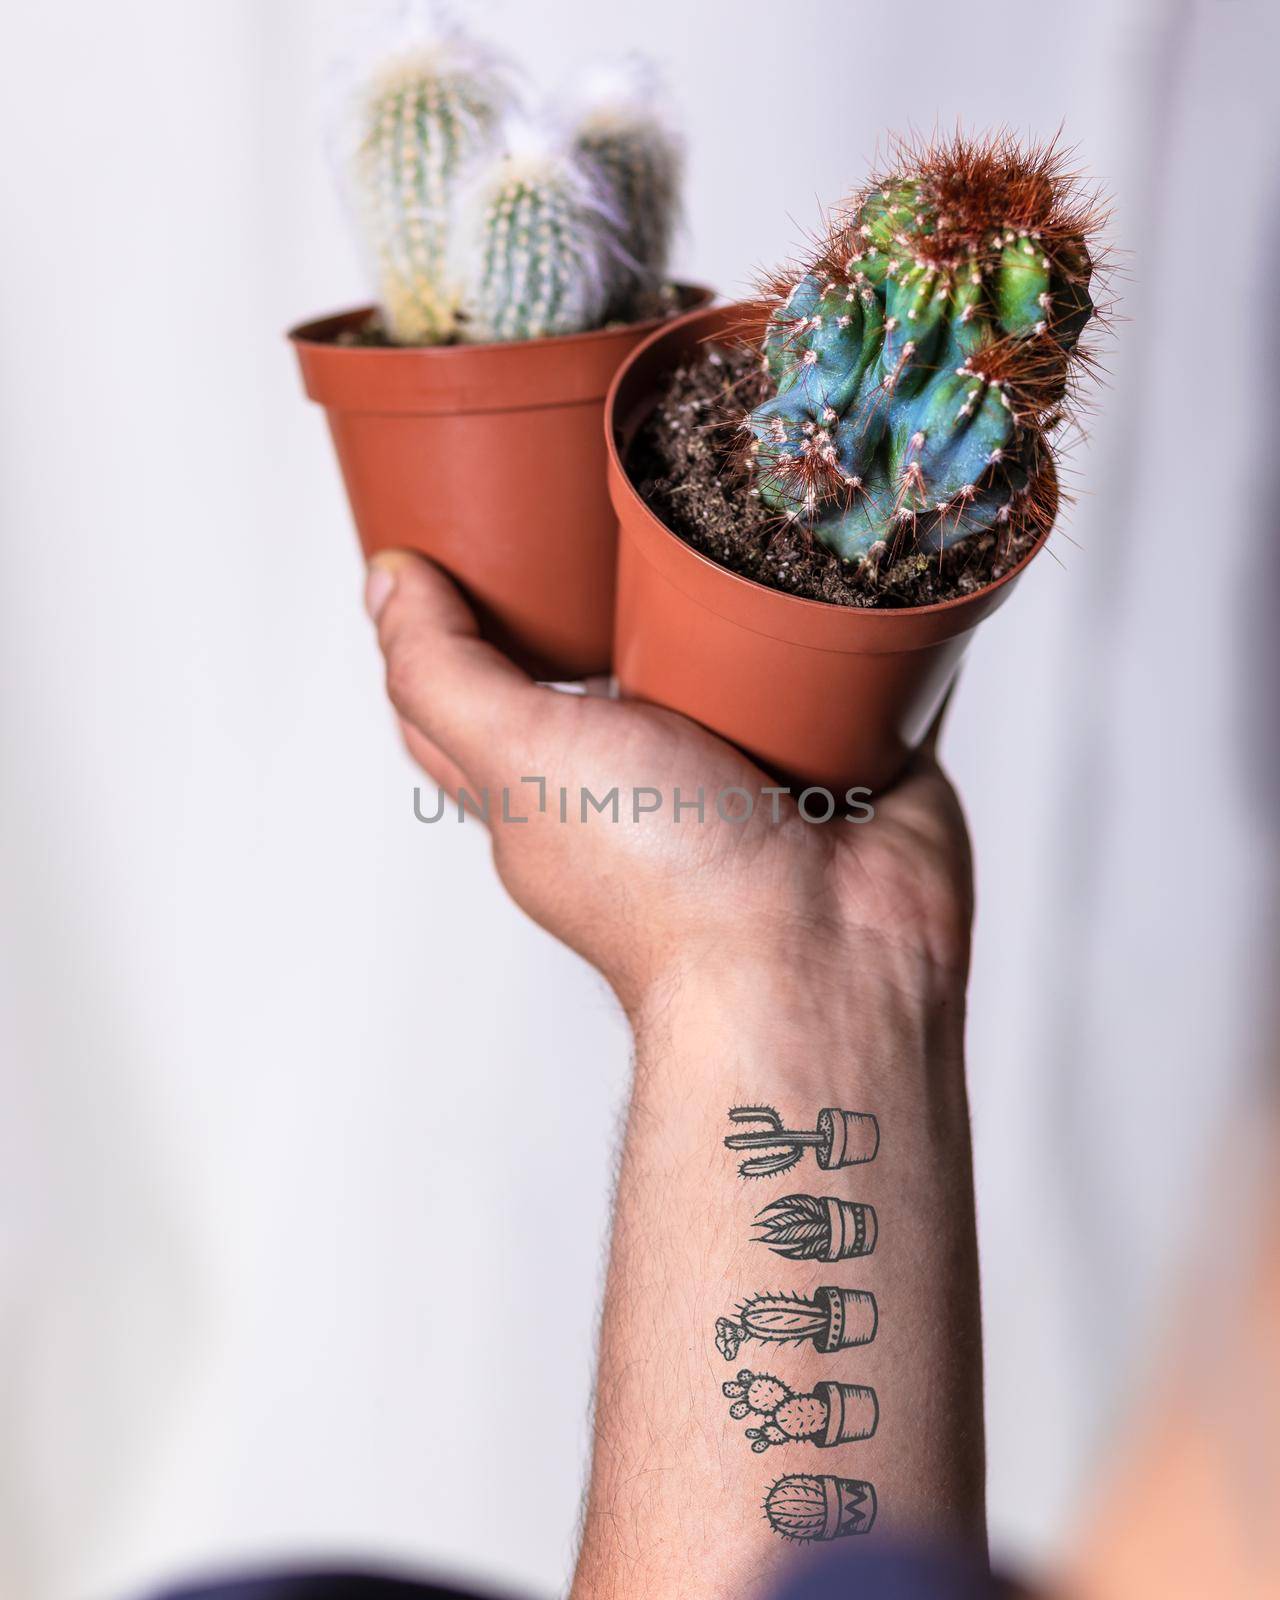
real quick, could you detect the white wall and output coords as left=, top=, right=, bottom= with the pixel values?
left=1, top=1, right=1277, bottom=1596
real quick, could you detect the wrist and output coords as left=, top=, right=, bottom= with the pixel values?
left=627, top=935, right=968, bottom=1097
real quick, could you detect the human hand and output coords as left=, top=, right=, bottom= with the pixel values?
left=366, top=551, right=973, bottom=1016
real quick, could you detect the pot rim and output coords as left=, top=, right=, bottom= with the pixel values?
left=287, top=284, right=716, bottom=355
left=290, top=286, right=716, bottom=417
left=604, top=300, right=1054, bottom=633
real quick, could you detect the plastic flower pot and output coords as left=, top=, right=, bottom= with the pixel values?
left=606, top=303, right=1056, bottom=790
left=290, top=288, right=712, bottom=681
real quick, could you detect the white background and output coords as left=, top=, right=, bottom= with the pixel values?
left=2, top=1, right=1278, bottom=1596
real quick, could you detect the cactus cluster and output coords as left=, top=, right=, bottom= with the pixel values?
left=723, top=1370, right=878, bottom=1452
left=746, top=132, right=1106, bottom=566
left=344, top=16, right=681, bottom=345
left=725, top=1371, right=830, bottom=1449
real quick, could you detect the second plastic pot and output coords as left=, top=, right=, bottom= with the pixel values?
left=606, top=303, right=1054, bottom=791
left=291, top=288, right=711, bottom=681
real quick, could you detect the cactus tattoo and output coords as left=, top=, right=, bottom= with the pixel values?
left=715, top=1286, right=877, bottom=1362
left=764, top=1474, right=877, bottom=1543
left=724, top=1105, right=879, bottom=1178
left=754, top=1193, right=877, bottom=1261
left=724, top=1370, right=878, bottom=1452
left=746, top=131, right=1106, bottom=566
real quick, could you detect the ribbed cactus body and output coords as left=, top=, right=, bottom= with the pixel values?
left=740, top=1295, right=829, bottom=1342
left=573, top=129, right=678, bottom=316
left=456, top=150, right=615, bottom=342
left=749, top=134, right=1103, bottom=564
left=764, top=1475, right=877, bottom=1542
left=715, top=1286, right=876, bottom=1360
left=568, top=61, right=681, bottom=319
left=342, top=31, right=681, bottom=346
left=356, top=48, right=508, bottom=344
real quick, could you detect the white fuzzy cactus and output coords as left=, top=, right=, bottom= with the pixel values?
left=452, top=124, right=621, bottom=343
left=347, top=12, right=512, bottom=343
left=333, top=11, right=681, bottom=345
left=566, top=57, right=683, bottom=315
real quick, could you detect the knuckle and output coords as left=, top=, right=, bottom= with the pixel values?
left=383, top=636, right=426, bottom=719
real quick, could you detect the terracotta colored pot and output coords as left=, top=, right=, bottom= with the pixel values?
left=290, top=288, right=712, bottom=681
left=606, top=303, right=1055, bottom=790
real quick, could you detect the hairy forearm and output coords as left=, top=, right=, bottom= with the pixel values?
left=571, top=945, right=983, bottom=1600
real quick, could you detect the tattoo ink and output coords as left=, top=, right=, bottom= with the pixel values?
left=724, top=1106, right=880, bottom=1178
left=723, top=1369, right=878, bottom=1451
left=715, top=1286, right=878, bottom=1361
left=754, top=1193, right=878, bottom=1261
left=764, top=1474, right=877, bottom=1542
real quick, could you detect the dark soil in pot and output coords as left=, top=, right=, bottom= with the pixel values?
left=629, top=343, right=1042, bottom=610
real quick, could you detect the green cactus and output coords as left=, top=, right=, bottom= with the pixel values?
left=352, top=34, right=511, bottom=344
left=748, top=132, right=1105, bottom=565
left=568, top=60, right=682, bottom=317
left=453, top=132, right=619, bottom=342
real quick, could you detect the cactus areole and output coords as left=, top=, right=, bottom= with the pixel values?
left=747, top=132, right=1103, bottom=568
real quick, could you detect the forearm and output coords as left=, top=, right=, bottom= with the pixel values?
left=572, top=943, right=983, bottom=1600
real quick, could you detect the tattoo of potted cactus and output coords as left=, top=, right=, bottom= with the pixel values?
left=606, top=130, right=1110, bottom=787
left=724, top=1104, right=879, bottom=1177
left=764, top=1474, right=877, bottom=1542
left=289, top=9, right=708, bottom=679
left=754, top=1193, right=877, bottom=1261
left=723, top=1369, right=879, bottom=1451
left=715, top=1286, right=878, bottom=1361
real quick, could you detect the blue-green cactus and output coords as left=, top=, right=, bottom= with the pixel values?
left=748, top=134, right=1104, bottom=565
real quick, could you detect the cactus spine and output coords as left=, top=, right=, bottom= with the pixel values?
left=355, top=40, right=509, bottom=344
left=748, top=132, right=1105, bottom=565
